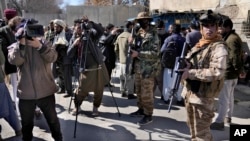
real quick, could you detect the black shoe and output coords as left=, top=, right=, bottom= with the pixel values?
left=161, top=95, right=164, bottom=100
left=130, top=109, right=144, bottom=117
left=105, top=83, right=114, bottom=87
left=57, top=88, right=65, bottom=94
left=15, top=130, right=22, bottom=136
left=164, top=99, right=170, bottom=104
left=64, top=93, right=73, bottom=98
left=138, top=115, right=153, bottom=125
left=128, top=94, right=137, bottom=99
left=176, top=100, right=185, bottom=106
left=121, top=92, right=128, bottom=97
left=210, top=122, right=224, bottom=130
left=225, top=117, right=232, bottom=124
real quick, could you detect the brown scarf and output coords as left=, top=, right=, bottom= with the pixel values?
left=195, top=34, right=222, bottom=48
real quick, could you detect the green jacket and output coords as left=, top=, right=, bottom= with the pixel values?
left=224, top=30, right=244, bottom=79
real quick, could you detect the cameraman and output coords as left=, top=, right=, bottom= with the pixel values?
left=67, top=16, right=109, bottom=116
left=8, top=23, right=63, bottom=141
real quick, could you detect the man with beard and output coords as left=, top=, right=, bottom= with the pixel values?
left=52, top=19, right=73, bottom=98
left=180, top=10, right=228, bottom=140
left=129, top=12, right=161, bottom=125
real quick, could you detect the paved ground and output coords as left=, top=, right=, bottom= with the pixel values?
left=1, top=66, right=250, bottom=141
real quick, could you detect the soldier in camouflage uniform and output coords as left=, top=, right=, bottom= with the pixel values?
left=129, top=12, right=161, bottom=125
left=180, top=10, right=228, bottom=140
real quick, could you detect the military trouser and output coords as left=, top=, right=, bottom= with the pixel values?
left=184, top=91, right=214, bottom=141
left=74, top=73, right=104, bottom=108
left=134, top=72, right=155, bottom=116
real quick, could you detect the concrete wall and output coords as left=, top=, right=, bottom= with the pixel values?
left=22, top=5, right=144, bottom=28
left=150, top=0, right=220, bottom=12
left=65, top=5, right=144, bottom=27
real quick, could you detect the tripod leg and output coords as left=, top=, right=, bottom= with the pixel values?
left=73, top=101, right=79, bottom=138
left=107, top=83, right=121, bottom=117
left=69, top=75, right=78, bottom=113
left=68, top=93, right=74, bottom=113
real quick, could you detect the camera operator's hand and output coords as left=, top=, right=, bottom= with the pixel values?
left=111, top=28, right=119, bottom=35
left=73, top=37, right=81, bottom=46
left=26, top=37, right=43, bottom=49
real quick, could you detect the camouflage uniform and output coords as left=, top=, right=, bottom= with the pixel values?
left=133, top=27, right=161, bottom=116
left=181, top=10, right=229, bottom=140
left=183, top=42, right=228, bottom=141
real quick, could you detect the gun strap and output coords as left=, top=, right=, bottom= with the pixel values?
left=187, top=44, right=210, bottom=60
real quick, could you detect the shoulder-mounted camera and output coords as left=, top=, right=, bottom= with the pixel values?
left=16, top=18, right=44, bottom=40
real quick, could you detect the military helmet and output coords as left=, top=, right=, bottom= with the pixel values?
left=135, top=12, right=152, bottom=20
left=199, top=10, right=219, bottom=25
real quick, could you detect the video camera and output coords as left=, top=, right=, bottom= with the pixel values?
left=16, top=18, right=44, bottom=40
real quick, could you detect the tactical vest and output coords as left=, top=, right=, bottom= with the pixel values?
left=186, top=41, right=227, bottom=98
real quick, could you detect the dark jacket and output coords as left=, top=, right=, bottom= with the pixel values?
left=161, top=33, right=186, bottom=56
left=224, top=30, right=244, bottom=79
left=0, top=25, right=17, bottom=75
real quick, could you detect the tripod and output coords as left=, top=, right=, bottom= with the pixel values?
left=68, top=30, right=121, bottom=138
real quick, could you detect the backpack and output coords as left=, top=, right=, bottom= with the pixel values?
left=161, top=40, right=178, bottom=69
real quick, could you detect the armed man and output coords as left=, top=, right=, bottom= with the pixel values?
left=128, top=12, right=161, bottom=125
left=180, top=10, right=228, bottom=140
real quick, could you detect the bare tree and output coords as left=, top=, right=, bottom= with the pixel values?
left=8, top=0, right=63, bottom=14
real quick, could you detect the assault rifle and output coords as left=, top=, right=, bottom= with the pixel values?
left=125, top=24, right=141, bottom=75
left=168, top=42, right=188, bottom=113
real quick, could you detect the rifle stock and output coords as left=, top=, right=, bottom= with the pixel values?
left=168, top=42, right=188, bottom=113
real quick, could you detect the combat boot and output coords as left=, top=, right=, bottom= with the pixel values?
left=210, top=122, right=224, bottom=130
left=92, top=106, right=99, bottom=116
left=138, top=115, right=153, bottom=125
left=130, top=109, right=144, bottom=117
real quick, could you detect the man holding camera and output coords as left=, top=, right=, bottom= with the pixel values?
left=8, top=21, right=63, bottom=141
left=180, top=10, right=228, bottom=140
left=67, top=16, right=109, bottom=116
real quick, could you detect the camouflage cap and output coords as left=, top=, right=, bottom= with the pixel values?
left=135, top=12, right=152, bottom=20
